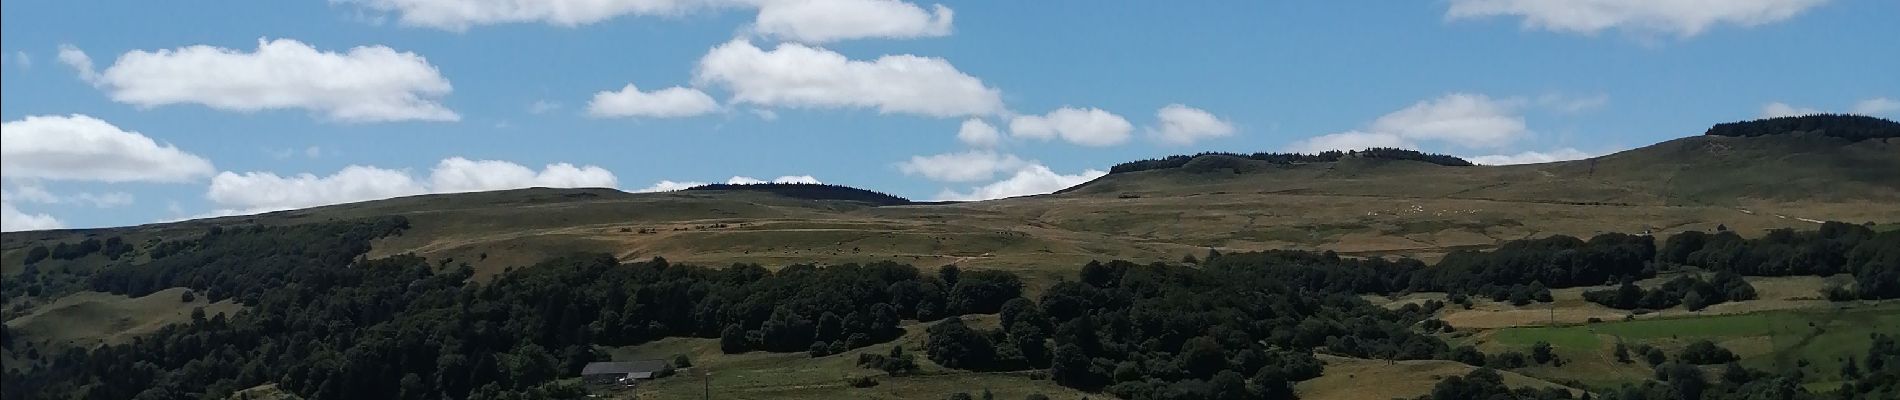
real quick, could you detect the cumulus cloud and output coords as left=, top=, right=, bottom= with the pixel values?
left=207, top=166, right=426, bottom=214
left=204, top=158, right=618, bottom=216
left=343, top=0, right=956, bottom=43
left=1150, top=104, right=1235, bottom=145
left=2, top=200, right=63, bottom=232
left=956, top=118, right=1001, bottom=148
left=2, top=114, right=215, bottom=183
left=1467, top=148, right=1595, bottom=165
left=587, top=83, right=720, bottom=118
left=70, top=39, right=457, bottom=122
left=1368, top=93, right=1526, bottom=149
left=694, top=39, right=1004, bottom=118
left=1446, top=0, right=1828, bottom=38
left=752, top=0, right=953, bottom=43
left=1286, top=131, right=1413, bottom=153
left=936, top=164, right=1105, bottom=201
left=897, top=151, right=1028, bottom=182
left=429, top=157, right=619, bottom=193
left=340, top=0, right=716, bottom=31
left=57, top=44, right=95, bottom=81
left=1009, top=107, right=1133, bottom=147
left=12, top=51, right=30, bottom=69
left=1851, top=97, right=1900, bottom=116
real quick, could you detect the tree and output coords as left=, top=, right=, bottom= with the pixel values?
left=1679, top=340, right=1737, bottom=364
left=23, top=246, right=49, bottom=264
left=1644, top=347, right=1668, bottom=365
left=1179, top=336, right=1228, bottom=379
left=1530, top=341, right=1555, bottom=364
left=1683, top=290, right=1709, bottom=312
left=721, top=324, right=749, bottom=354
left=1614, top=341, right=1631, bottom=363
left=673, top=354, right=692, bottom=368
left=939, top=265, right=962, bottom=288
left=924, top=317, right=995, bottom=369
left=181, top=290, right=197, bottom=303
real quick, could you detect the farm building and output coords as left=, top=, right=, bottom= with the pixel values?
left=581, top=360, right=670, bottom=385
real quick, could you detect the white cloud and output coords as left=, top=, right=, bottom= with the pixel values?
left=58, top=44, right=96, bottom=82
left=1150, top=104, right=1235, bottom=145
left=956, top=118, right=1000, bottom=148
left=12, top=51, right=29, bottom=69
left=2, top=200, right=63, bottom=232
left=1467, top=148, right=1594, bottom=165
left=633, top=180, right=705, bottom=193
left=73, top=39, right=458, bottom=122
left=587, top=83, right=720, bottom=118
left=694, top=39, right=1004, bottom=118
left=529, top=99, right=562, bottom=114
left=1446, top=0, right=1828, bottom=37
left=429, top=157, right=618, bottom=193
left=752, top=0, right=952, bottom=43
left=1850, top=97, right=1900, bottom=116
left=897, top=151, right=1028, bottom=182
left=1368, top=93, right=1526, bottom=149
left=1286, top=131, right=1412, bottom=153
left=343, top=0, right=956, bottom=43
left=207, top=166, right=426, bottom=214
left=1759, top=102, right=1824, bottom=118
left=632, top=174, right=820, bottom=193
left=750, top=108, right=780, bottom=120
left=3, top=185, right=134, bottom=208
left=2, top=114, right=215, bottom=183
left=204, top=157, right=618, bottom=216
left=936, top=164, right=1105, bottom=201
left=1009, top=107, right=1133, bottom=147
left=340, top=0, right=717, bottom=31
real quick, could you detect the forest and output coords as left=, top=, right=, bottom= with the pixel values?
left=1106, top=147, right=1472, bottom=174
left=1702, top=114, right=1900, bottom=141
left=681, top=182, right=913, bottom=205
left=4, top=218, right=1897, bottom=400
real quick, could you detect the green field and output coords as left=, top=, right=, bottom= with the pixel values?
left=1472, top=302, right=1900, bottom=389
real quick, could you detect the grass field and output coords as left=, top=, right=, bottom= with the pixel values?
left=1295, top=355, right=1578, bottom=400
left=1466, top=302, right=1900, bottom=390
left=3, top=287, right=243, bottom=371
left=600, top=315, right=1090, bottom=400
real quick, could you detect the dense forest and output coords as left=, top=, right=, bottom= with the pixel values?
left=681, top=182, right=912, bottom=205
left=2, top=219, right=1016, bottom=400
left=1702, top=114, right=1900, bottom=141
left=1659, top=222, right=1898, bottom=300
left=4, top=217, right=1897, bottom=399
left=1107, top=147, right=1472, bottom=174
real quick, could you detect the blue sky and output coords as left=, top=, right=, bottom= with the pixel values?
left=3, top=0, right=1896, bottom=231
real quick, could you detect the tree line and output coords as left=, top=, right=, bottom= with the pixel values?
left=1703, top=114, right=1900, bottom=141
left=1107, top=147, right=1473, bottom=174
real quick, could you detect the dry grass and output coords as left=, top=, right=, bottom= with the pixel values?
left=1296, top=355, right=1579, bottom=400
left=4, top=287, right=242, bottom=349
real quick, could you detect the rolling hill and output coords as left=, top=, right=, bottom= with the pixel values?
left=7, top=122, right=1898, bottom=287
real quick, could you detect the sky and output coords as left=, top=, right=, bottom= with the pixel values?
left=2, top=0, right=1897, bottom=232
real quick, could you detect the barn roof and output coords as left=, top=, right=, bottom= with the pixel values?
left=581, top=360, right=669, bottom=376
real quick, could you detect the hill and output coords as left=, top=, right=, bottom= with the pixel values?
left=7, top=124, right=1897, bottom=285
